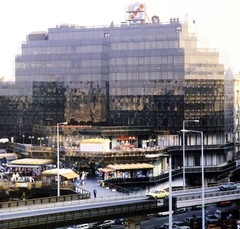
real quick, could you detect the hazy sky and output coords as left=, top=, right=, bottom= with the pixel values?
left=0, top=0, right=239, bottom=80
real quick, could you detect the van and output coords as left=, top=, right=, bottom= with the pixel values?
left=215, top=210, right=222, bottom=220
left=67, top=223, right=90, bottom=229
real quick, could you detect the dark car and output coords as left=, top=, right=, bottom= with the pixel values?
left=216, top=201, right=234, bottom=207
left=174, top=208, right=188, bottom=214
left=92, top=220, right=115, bottom=228
left=115, top=218, right=124, bottom=225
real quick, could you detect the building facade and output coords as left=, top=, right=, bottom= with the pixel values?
left=0, top=17, right=236, bottom=184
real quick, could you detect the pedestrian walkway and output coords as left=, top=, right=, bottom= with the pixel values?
left=80, top=177, right=183, bottom=197
left=79, top=178, right=125, bottom=197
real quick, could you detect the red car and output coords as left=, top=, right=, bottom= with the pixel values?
left=216, top=201, right=234, bottom=207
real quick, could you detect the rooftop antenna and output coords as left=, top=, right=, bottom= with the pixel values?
left=185, top=0, right=189, bottom=22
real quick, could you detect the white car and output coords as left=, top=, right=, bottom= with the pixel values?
left=173, top=221, right=190, bottom=229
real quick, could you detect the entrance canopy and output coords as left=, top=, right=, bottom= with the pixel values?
left=42, top=168, right=79, bottom=180
left=105, top=163, right=154, bottom=171
left=10, top=158, right=54, bottom=165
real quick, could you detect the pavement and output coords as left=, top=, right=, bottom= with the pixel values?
left=79, top=178, right=126, bottom=197
left=80, top=177, right=183, bottom=198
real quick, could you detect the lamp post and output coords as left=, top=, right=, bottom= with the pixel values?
left=57, top=122, right=67, bottom=197
left=29, top=136, right=34, bottom=145
left=181, top=129, right=204, bottom=229
left=38, top=137, right=44, bottom=147
left=182, top=120, right=199, bottom=189
left=22, top=134, right=25, bottom=144
left=145, top=153, right=172, bottom=229
left=46, top=136, right=52, bottom=147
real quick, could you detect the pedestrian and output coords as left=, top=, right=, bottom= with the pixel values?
left=93, top=188, right=97, bottom=198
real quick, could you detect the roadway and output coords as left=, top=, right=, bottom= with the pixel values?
left=1, top=178, right=240, bottom=229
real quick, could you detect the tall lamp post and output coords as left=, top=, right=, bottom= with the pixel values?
left=29, top=136, right=34, bottom=145
left=57, top=122, right=67, bottom=197
left=38, top=137, right=44, bottom=147
left=181, top=129, right=204, bottom=229
left=182, top=120, right=199, bottom=189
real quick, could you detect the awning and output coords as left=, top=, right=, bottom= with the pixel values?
left=106, top=163, right=155, bottom=170
left=42, top=168, right=79, bottom=180
left=7, top=164, right=39, bottom=169
left=61, top=172, right=79, bottom=179
left=10, top=158, right=54, bottom=165
left=99, top=168, right=115, bottom=173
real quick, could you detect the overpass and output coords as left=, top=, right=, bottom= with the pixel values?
left=1, top=184, right=240, bottom=229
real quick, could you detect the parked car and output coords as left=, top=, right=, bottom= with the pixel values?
left=161, top=223, right=170, bottom=229
left=172, top=221, right=190, bottom=229
left=174, top=208, right=188, bottom=214
left=146, top=189, right=169, bottom=199
left=219, top=182, right=237, bottom=191
left=67, top=224, right=90, bottom=229
left=115, top=218, right=124, bottom=225
left=205, top=215, right=219, bottom=223
left=216, top=201, right=234, bottom=207
left=205, top=224, right=221, bottom=229
left=92, top=220, right=115, bottom=229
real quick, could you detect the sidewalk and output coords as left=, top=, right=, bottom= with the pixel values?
left=80, top=177, right=183, bottom=198
left=79, top=178, right=126, bottom=197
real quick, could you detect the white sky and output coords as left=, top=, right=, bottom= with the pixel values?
left=0, top=0, right=239, bottom=80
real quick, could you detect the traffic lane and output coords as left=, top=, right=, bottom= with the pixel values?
left=141, top=203, right=237, bottom=229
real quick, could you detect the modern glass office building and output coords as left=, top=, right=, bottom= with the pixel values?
left=0, top=16, right=236, bottom=183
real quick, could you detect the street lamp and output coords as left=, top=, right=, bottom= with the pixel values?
left=57, top=122, right=67, bottom=197
left=181, top=129, right=204, bottom=229
left=22, top=134, right=25, bottom=144
left=145, top=153, right=173, bottom=229
left=46, top=136, right=52, bottom=147
left=182, top=120, right=199, bottom=189
left=29, top=136, right=34, bottom=145
left=38, top=137, right=44, bottom=147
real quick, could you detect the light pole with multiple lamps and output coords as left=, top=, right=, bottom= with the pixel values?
left=57, top=122, right=67, bottom=197
left=181, top=129, right=204, bottom=229
left=38, top=137, right=44, bottom=147
left=182, top=120, right=199, bottom=189
left=29, top=136, right=34, bottom=145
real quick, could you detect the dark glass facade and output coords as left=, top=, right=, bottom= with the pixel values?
left=0, top=20, right=234, bottom=173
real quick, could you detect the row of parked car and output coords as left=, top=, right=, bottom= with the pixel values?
left=66, top=218, right=124, bottom=229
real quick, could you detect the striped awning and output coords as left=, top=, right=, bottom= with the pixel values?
left=42, top=168, right=79, bottom=180
left=10, top=158, right=54, bottom=165
left=106, top=163, right=154, bottom=171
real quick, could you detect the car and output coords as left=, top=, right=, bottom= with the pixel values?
left=115, top=218, right=124, bottom=225
left=172, top=221, right=190, bottom=229
left=191, top=204, right=207, bottom=210
left=206, top=224, right=221, bottom=229
left=154, top=210, right=174, bottom=217
left=205, top=215, right=219, bottom=223
left=146, top=189, right=169, bottom=199
left=174, top=208, right=188, bottom=214
left=161, top=223, right=170, bottom=229
left=184, top=216, right=202, bottom=226
left=216, top=201, right=234, bottom=207
left=219, top=182, right=237, bottom=191
left=92, top=220, right=115, bottom=229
